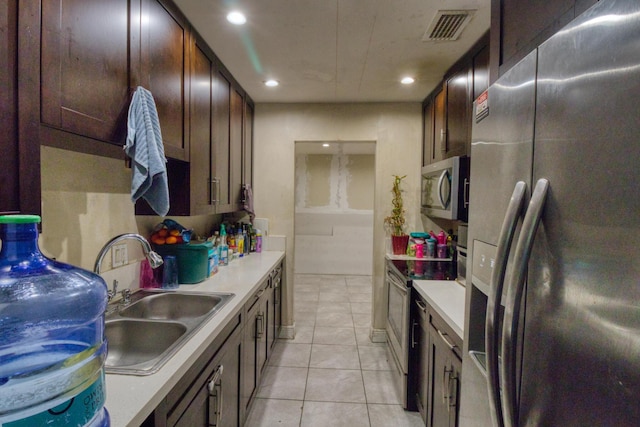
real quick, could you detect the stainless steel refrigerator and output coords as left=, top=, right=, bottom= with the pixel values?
left=459, top=0, right=640, bottom=425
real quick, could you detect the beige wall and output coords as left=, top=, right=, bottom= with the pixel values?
left=39, top=146, right=218, bottom=276
left=253, top=103, right=423, bottom=335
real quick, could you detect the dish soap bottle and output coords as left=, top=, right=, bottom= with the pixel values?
left=0, top=215, right=110, bottom=426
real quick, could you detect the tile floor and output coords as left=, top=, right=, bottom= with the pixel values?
left=244, top=274, right=424, bottom=427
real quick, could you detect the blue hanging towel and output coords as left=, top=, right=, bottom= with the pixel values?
left=124, top=86, right=170, bottom=216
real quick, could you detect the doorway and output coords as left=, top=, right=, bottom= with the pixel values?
left=293, top=141, right=375, bottom=275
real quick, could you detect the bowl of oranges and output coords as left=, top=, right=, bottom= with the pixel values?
left=150, top=220, right=192, bottom=246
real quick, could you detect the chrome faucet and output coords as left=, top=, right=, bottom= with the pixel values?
left=94, top=233, right=164, bottom=275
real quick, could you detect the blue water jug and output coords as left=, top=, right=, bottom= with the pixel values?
left=0, top=215, right=110, bottom=426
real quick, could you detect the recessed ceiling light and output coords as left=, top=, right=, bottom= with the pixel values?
left=264, top=80, right=279, bottom=87
left=322, top=143, right=330, bottom=147
left=401, top=77, right=415, bottom=85
left=227, top=11, right=246, bottom=25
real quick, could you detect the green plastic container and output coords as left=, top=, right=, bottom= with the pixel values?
left=153, top=241, right=213, bottom=284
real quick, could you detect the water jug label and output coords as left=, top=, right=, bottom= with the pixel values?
left=4, top=374, right=106, bottom=427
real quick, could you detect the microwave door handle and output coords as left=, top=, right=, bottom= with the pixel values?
left=485, top=180, right=527, bottom=427
left=437, top=170, right=450, bottom=209
left=500, top=178, right=549, bottom=427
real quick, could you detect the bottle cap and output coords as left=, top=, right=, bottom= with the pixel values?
left=0, top=214, right=42, bottom=224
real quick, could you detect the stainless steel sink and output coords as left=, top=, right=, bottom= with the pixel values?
left=106, top=319, right=186, bottom=369
left=105, top=289, right=234, bottom=375
left=119, top=292, right=227, bottom=320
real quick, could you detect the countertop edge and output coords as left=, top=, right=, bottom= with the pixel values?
left=105, top=251, right=285, bottom=427
left=412, top=280, right=466, bottom=340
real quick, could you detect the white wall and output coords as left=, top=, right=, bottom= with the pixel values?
left=253, top=103, right=422, bottom=336
left=294, top=150, right=374, bottom=275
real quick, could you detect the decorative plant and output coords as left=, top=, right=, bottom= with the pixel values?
left=384, top=174, right=407, bottom=236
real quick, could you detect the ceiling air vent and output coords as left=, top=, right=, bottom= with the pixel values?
left=423, top=10, right=475, bottom=41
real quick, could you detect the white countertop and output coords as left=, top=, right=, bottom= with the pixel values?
left=412, top=280, right=466, bottom=340
left=105, top=251, right=285, bottom=427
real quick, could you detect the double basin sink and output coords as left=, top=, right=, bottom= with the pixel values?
left=105, top=289, right=234, bottom=375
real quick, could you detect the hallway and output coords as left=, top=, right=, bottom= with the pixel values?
left=244, top=274, right=423, bottom=426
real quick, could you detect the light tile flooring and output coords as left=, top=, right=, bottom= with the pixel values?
left=244, top=274, right=423, bottom=427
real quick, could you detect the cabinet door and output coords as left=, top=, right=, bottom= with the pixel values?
left=41, top=0, right=130, bottom=145
left=1, top=0, right=20, bottom=214
left=140, top=0, right=189, bottom=161
left=174, top=328, right=242, bottom=427
left=190, top=39, right=215, bottom=215
left=243, top=101, right=254, bottom=188
left=422, top=99, right=434, bottom=167
left=432, top=88, right=446, bottom=163
left=228, top=88, right=244, bottom=212
left=241, top=296, right=260, bottom=415
left=428, top=323, right=450, bottom=427
left=428, top=323, right=461, bottom=427
left=445, top=68, right=471, bottom=159
left=413, top=296, right=429, bottom=422
left=212, top=67, right=232, bottom=211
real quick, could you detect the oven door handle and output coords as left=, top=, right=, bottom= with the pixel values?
left=388, top=275, right=408, bottom=295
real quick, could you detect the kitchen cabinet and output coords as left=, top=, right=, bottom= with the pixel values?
left=241, top=278, right=270, bottom=422
left=422, top=99, right=434, bottom=167
left=40, top=0, right=130, bottom=146
left=0, top=0, right=24, bottom=215
left=490, top=0, right=598, bottom=80
left=411, top=290, right=430, bottom=422
left=411, top=287, right=463, bottom=427
left=139, top=0, right=190, bottom=162
left=135, top=28, right=254, bottom=216
left=144, top=313, right=242, bottom=427
left=421, top=32, right=489, bottom=166
left=427, top=309, right=462, bottom=427
left=243, top=102, right=254, bottom=189
left=269, top=262, right=283, bottom=351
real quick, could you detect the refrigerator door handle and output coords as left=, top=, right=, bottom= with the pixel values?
left=485, top=181, right=527, bottom=427
left=500, top=178, right=549, bottom=427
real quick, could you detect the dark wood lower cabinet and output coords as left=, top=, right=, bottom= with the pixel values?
left=412, top=289, right=463, bottom=427
left=241, top=278, right=270, bottom=422
left=144, top=260, right=284, bottom=427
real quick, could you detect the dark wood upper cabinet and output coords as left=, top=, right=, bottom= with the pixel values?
left=40, top=0, right=130, bottom=145
left=140, top=0, right=190, bottom=161
left=445, top=67, right=471, bottom=159
left=421, top=31, right=489, bottom=166
left=243, top=101, right=254, bottom=189
left=212, top=67, right=232, bottom=212
left=189, top=39, right=215, bottom=215
left=1, top=0, right=21, bottom=215
left=422, top=99, right=434, bottom=167
left=490, top=0, right=599, bottom=80
left=229, top=88, right=244, bottom=211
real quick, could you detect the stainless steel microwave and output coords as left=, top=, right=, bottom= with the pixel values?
left=421, top=156, right=470, bottom=221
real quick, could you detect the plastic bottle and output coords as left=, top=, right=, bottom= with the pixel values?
left=255, top=229, right=262, bottom=253
left=219, top=224, right=229, bottom=266
left=0, top=215, right=110, bottom=426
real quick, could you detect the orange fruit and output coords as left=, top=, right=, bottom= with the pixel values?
left=157, top=228, right=169, bottom=237
left=165, top=236, right=178, bottom=244
left=151, top=235, right=166, bottom=245
left=169, top=229, right=181, bottom=236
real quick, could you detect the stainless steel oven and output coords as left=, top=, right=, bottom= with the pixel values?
left=386, top=260, right=412, bottom=409
left=386, top=258, right=456, bottom=411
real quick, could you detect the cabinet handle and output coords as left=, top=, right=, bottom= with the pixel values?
left=463, top=177, right=470, bottom=208
left=210, top=177, right=220, bottom=204
left=208, top=364, right=224, bottom=426
left=256, top=313, right=264, bottom=339
left=415, top=299, right=427, bottom=313
left=437, top=329, right=457, bottom=352
left=411, top=319, right=418, bottom=349
left=443, top=364, right=452, bottom=407
left=440, top=128, right=447, bottom=152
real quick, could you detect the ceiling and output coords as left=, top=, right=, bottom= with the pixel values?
left=173, top=0, right=490, bottom=103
